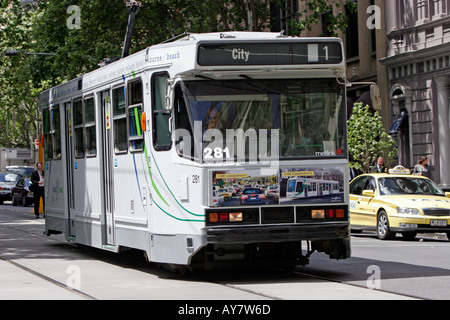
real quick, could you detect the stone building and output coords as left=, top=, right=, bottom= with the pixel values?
left=381, top=0, right=450, bottom=188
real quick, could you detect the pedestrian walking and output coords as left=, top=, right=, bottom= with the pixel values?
left=31, top=162, right=45, bottom=218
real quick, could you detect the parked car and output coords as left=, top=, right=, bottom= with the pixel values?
left=0, top=172, right=21, bottom=204
left=240, top=187, right=266, bottom=205
left=12, top=178, right=34, bottom=207
left=349, top=165, right=450, bottom=240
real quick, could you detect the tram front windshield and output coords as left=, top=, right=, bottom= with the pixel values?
left=174, top=79, right=346, bottom=162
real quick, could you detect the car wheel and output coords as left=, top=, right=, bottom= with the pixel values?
left=377, top=210, right=394, bottom=240
left=12, top=196, right=17, bottom=206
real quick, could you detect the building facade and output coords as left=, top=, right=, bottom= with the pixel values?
left=381, top=0, right=450, bottom=188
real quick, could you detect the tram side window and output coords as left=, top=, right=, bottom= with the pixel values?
left=112, top=87, right=128, bottom=154
left=73, top=99, right=85, bottom=158
left=43, top=108, right=53, bottom=160
left=52, top=105, right=62, bottom=160
left=152, top=73, right=172, bottom=151
left=84, top=97, right=96, bottom=157
left=128, top=80, right=144, bottom=152
left=174, top=84, right=194, bottom=159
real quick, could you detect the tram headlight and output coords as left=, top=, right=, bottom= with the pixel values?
left=208, top=211, right=244, bottom=223
left=229, top=212, right=243, bottom=222
left=311, top=209, right=325, bottom=219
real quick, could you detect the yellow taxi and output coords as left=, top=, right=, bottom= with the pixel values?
left=349, top=166, right=450, bottom=240
left=219, top=188, right=233, bottom=201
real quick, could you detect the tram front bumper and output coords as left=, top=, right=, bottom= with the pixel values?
left=204, top=221, right=349, bottom=244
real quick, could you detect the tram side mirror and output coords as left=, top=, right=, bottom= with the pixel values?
left=370, top=84, right=382, bottom=111
left=165, top=78, right=174, bottom=110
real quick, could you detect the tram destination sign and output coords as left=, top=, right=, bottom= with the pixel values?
left=197, top=41, right=342, bottom=66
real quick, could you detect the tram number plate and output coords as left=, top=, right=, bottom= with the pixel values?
left=431, top=220, right=447, bottom=227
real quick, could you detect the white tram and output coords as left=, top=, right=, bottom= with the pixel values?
left=40, top=32, right=351, bottom=270
left=286, top=178, right=342, bottom=199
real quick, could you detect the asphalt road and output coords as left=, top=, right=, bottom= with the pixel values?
left=1, top=202, right=449, bottom=302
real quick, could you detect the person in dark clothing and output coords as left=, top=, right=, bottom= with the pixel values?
left=31, top=162, right=45, bottom=218
left=370, top=156, right=387, bottom=173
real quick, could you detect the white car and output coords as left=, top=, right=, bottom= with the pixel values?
left=212, top=190, right=225, bottom=207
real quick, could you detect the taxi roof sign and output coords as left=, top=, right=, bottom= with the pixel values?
left=388, top=165, right=410, bottom=175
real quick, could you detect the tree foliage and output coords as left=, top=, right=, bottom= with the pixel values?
left=0, top=0, right=42, bottom=148
left=348, top=103, right=397, bottom=173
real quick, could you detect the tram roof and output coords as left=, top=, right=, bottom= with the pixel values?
left=39, top=32, right=345, bottom=108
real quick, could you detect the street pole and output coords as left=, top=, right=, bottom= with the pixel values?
left=245, top=0, right=253, bottom=31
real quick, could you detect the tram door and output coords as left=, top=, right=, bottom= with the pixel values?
left=64, top=102, right=76, bottom=237
left=100, top=90, right=115, bottom=245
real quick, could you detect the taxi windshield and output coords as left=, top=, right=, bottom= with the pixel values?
left=378, top=177, right=445, bottom=196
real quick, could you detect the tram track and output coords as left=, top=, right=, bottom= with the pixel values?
left=0, top=221, right=97, bottom=300
left=0, top=255, right=97, bottom=300
left=0, top=218, right=298, bottom=300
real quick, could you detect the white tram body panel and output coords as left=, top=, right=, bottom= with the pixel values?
left=41, top=32, right=350, bottom=269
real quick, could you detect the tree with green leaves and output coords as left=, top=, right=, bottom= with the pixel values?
left=0, top=0, right=44, bottom=148
left=348, top=103, right=397, bottom=174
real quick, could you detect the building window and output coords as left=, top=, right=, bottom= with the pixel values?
left=270, top=0, right=298, bottom=35
left=370, top=0, right=376, bottom=52
left=345, top=1, right=359, bottom=59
